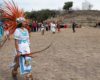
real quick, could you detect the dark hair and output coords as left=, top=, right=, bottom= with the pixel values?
left=17, top=23, right=23, bottom=28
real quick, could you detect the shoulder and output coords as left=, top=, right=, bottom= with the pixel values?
left=14, top=28, right=21, bottom=35
left=15, top=28, right=20, bottom=32
left=14, top=28, right=21, bottom=39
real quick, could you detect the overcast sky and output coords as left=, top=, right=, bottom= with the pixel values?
left=0, top=0, right=100, bottom=11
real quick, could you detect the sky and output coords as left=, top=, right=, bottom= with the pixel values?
left=0, top=0, right=100, bottom=11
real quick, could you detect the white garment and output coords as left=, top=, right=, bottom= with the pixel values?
left=41, top=24, right=45, bottom=31
left=14, top=28, right=30, bottom=55
left=14, top=28, right=32, bottom=75
left=50, top=23, right=56, bottom=32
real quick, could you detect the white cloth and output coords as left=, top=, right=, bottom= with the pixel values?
left=50, top=23, right=56, bottom=32
left=14, top=28, right=30, bottom=54
left=14, top=28, right=32, bottom=75
left=41, top=24, right=45, bottom=31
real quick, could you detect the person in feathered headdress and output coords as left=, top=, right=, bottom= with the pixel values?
left=12, top=17, right=33, bottom=80
left=0, top=0, right=33, bottom=80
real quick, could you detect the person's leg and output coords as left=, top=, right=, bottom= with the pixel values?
left=73, top=27, right=75, bottom=32
left=42, top=30, right=44, bottom=35
left=53, top=32, right=55, bottom=34
left=37, top=27, right=38, bottom=32
left=33, top=27, right=34, bottom=32
left=32, top=28, right=34, bottom=32
left=12, top=56, right=19, bottom=80
left=35, top=27, right=36, bottom=32
left=72, top=27, right=75, bottom=32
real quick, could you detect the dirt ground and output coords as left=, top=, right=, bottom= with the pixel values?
left=0, top=27, right=100, bottom=80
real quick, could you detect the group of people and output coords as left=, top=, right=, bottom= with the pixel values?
left=11, top=18, right=61, bottom=80
left=11, top=19, right=64, bottom=80
left=0, top=18, right=78, bottom=80
left=31, top=21, right=62, bottom=35
left=30, top=20, right=79, bottom=35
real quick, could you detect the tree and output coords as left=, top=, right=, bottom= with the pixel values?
left=88, top=4, right=93, bottom=10
left=25, top=9, right=57, bottom=22
left=63, top=2, right=73, bottom=11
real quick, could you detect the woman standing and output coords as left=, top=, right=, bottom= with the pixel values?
left=50, top=21, right=56, bottom=34
left=12, top=18, right=33, bottom=80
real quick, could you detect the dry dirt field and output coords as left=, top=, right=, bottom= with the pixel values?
left=0, top=27, right=100, bottom=80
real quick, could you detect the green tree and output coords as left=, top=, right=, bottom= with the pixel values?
left=63, top=2, right=73, bottom=11
left=25, top=9, right=57, bottom=22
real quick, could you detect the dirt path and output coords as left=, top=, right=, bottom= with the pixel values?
left=0, top=27, right=100, bottom=80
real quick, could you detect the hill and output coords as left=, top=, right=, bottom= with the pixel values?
left=48, top=10, right=100, bottom=27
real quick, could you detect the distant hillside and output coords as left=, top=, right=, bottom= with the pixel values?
left=48, top=10, right=100, bottom=27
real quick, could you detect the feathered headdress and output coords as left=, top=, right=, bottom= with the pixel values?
left=0, top=0, right=25, bottom=34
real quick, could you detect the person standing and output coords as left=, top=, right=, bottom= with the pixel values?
left=72, top=22, right=77, bottom=33
left=12, top=18, right=33, bottom=80
left=45, top=22, right=49, bottom=31
left=32, top=21, right=37, bottom=32
left=57, top=21, right=61, bottom=32
left=4, top=23, right=10, bottom=40
left=41, top=22, right=45, bottom=35
left=50, top=21, right=56, bottom=34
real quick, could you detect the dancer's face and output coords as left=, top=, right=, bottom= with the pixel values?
left=22, top=21, right=26, bottom=27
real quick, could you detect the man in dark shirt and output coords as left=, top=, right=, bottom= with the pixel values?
left=72, top=22, right=77, bottom=33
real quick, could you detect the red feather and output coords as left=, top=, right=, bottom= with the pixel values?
left=0, top=0, right=25, bottom=34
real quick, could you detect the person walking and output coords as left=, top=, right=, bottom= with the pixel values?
left=12, top=17, right=33, bottom=80
left=72, top=22, right=77, bottom=33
